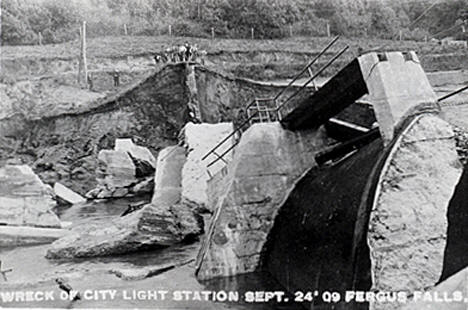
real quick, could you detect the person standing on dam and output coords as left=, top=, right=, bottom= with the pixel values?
left=112, top=70, right=120, bottom=87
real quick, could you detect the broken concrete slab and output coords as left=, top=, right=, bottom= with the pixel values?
left=46, top=203, right=203, bottom=259
left=115, top=138, right=156, bottom=168
left=109, top=259, right=194, bottom=281
left=54, top=182, right=86, bottom=205
left=97, top=150, right=138, bottom=189
left=0, top=164, right=61, bottom=228
left=358, top=51, right=438, bottom=144
left=181, top=122, right=233, bottom=211
left=281, top=51, right=438, bottom=145
left=152, top=146, right=186, bottom=207
left=0, top=225, right=68, bottom=246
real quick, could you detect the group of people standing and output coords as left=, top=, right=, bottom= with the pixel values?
left=153, top=42, right=206, bottom=64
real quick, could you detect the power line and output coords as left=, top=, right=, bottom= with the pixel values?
left=407, top=0, right=439, bottom=29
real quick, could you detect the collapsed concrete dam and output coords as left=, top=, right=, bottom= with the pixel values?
left=0, top=63, right=315, bottom=194
left=194, top=51, right=468, bottom=310
left=1, top=41, right=467, bottom=310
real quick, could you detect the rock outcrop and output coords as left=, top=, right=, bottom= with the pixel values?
left=0, top=164, right=61, bottom=228
left=196, top=122, right=332, bottom=280
left=368, top=114, right=463, bottom=310
left=181, top=122, right=233, bottom=211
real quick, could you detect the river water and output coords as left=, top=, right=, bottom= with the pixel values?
left=0, top=198, right=298, bottom=309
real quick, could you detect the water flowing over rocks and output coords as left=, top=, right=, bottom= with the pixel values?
left=0, top=164, right=61, bottom=228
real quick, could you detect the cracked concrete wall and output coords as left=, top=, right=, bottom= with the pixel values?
left=368, top=114, right=463, bottom=310
left=195, top=122, right=332, bottom=280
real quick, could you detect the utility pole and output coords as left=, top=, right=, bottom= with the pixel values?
left=169, top=25, right=172, bottom=36
left=124, top=23, right=128, bottom=35
left=399, top=29, right=403, bottom=41
left=77, top=21, right=88, bottom=87
left=251, top=27, right=254, bottom=40
left=326, top=22, right=330, bottom=37
left=211, top=27, right=215, bottom=40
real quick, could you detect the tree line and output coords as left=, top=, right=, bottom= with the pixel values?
left=1, top=0, right=467, bottom=45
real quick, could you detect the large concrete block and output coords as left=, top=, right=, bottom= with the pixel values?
left=152, top=146, right=186, bottom=207
left=97, top=150, right=137, bottom=189
left=115, top=138, right=156, bottom=168
left=0, top=165, right=61, bottom=228
left=196, top=122, right=331, bottom=280
left=181, top=122, right=233, bottom=211
left=358, top=51, right=438, bottom=144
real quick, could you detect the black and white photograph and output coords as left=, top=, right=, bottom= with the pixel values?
left=0, top=0, right=468, bottom=309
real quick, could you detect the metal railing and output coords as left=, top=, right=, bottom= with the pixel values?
left=276, top=45, right=350, bottom=119
left=246, top=98, right=279, bottom=125
left=201, top=36, right=347, bottom=174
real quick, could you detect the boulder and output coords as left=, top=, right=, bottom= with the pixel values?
left=54, top=182, right=86, bottom=205
left=181, top=122, right=233, bottom=211
left=46, top=203, right=203, bottom=259
left=0, top=164, right=61, bottom=228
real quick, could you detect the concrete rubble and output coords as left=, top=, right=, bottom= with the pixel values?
left=86, top=139, right=155, bottom=199
left=53, top=182, right=86, bottom=205
left=46, top=143, right=203, bottom=259
left=0, top=164, right=61, bottom=228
